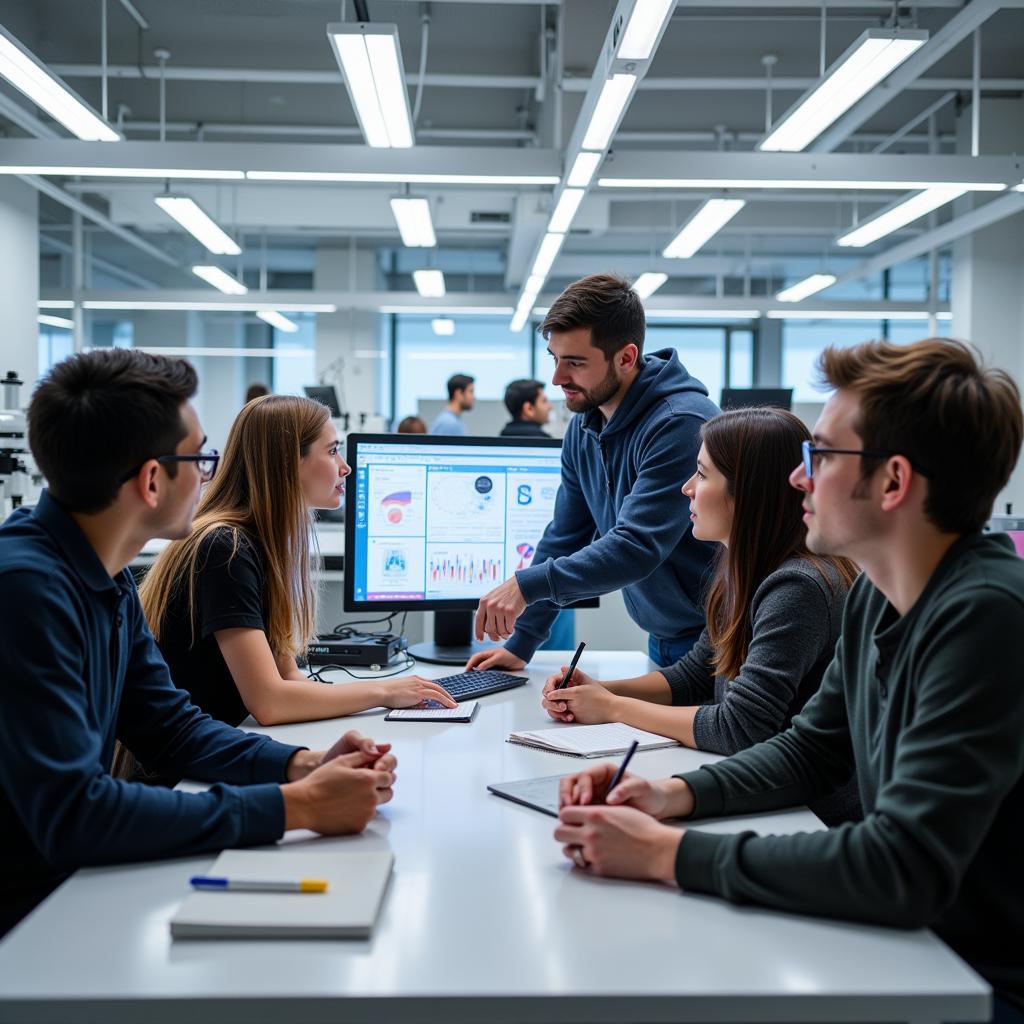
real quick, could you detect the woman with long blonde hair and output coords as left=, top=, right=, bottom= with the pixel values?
left=140, top=395, right=455, bottom=726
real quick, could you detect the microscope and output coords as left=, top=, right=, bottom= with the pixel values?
left=1, top=371, right=41, bottom=519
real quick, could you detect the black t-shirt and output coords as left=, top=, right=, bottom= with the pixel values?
left=156, top=527, right=268, bottom=727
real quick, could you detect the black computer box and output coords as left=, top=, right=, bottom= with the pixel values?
left=305, top=633, right=407, bottom=668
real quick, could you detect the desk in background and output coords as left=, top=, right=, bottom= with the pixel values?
left=0, top=651, right=989, bottom=1024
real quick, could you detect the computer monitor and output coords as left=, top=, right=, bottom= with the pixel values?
left=303, top=385, right=342, bottom=418
left=720, top=387, right=793, bottom=411
left=345, top=433, right=568, bottom=663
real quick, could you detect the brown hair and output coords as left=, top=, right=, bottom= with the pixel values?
left=702, top=408, right=859, bottom=680
left=818, top=338, right=1023, bottom=534
left=541, top=273, right=645, bottom=360
left=140, top=395, right=330, bottom=659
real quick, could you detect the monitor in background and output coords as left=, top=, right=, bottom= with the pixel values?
left=346, top=433, right=568, bottom=664
left=304, top=385, right=342, bottom=418
left=986, top=515, right=1024, bottom=558
left=720, top=387, right=794, bottom=411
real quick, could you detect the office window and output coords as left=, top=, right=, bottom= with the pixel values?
left=37, top=326, right=73, bottom=377
left=729, top=329, right=754, bottom=390
left=270, top=317, right=317, bottom=398
left=648, top=326, right=727, bottom=406
left=393, top=315, right=531, bottom=423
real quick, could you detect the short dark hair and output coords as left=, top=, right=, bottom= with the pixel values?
left=28, top=348, right=199, bottom=514
left=504, top=379, right=544, bottom=419
left=447, top=373, right=474, bottom=400
left=818, top=338, right=1023, bottom=534
left=541, top=273, right=645, bottom=360
left=245, top=382, right=269, bottom=403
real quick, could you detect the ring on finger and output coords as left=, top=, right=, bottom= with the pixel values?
left=571, top=845, right=588, bottom=869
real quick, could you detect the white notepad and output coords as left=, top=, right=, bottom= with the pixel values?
left=507, top=722, right=679, bottom=758
left=170, top=848, right=394, bottom=939
left=385, top=701, right=479, bottom=722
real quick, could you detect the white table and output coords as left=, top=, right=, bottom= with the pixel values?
left=0, top=651, right=990, bottom=1024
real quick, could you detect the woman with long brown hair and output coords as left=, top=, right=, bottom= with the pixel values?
left=541, top=407, right=860, bottom=820
left=139, top=395, right=455, bottom=727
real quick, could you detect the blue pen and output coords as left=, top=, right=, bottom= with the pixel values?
left=190, top=876, right=328, bottom=893
left=605, top=739, right=640, bottom=798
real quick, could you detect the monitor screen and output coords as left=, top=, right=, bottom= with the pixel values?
left=720, top=387, right=793, bottom=411
left=345, top=433, right=563, bottom=611
left=303, top=385, right=342, bottom=417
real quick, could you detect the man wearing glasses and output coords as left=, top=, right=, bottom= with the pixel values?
left=553, top=338, right=1024, bottom=1020
left=0, top=349, right=397, bottom=936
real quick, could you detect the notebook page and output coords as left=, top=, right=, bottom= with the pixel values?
left=509, top=723, right=678, bottom=756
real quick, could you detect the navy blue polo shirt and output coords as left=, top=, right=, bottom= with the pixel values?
left=0, top=491, right=300, bottom=918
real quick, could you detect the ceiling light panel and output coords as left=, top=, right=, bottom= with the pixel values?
left=582, top=73, right=637, bottom=151
left=390, top=196, right=436, bottom=247
left=776, top=274, right=837, bottom=303
left=38, top=314, right=74, bottom=329
left=327, top=23, right=413, bottom=149
left=256, top=311, right=300, bottom=333
left=599, top=178, right=1005, bottom=191
left=617, top=0, right=677, bottom=60
left=154, top=196, right=241, bottom=256
left=548, top=189, right=585, bottom=234
left=835, top=187, right=967, bottom=248
left=632, top=273, right=667, bottom=300
left=431, top=318, right=455, bottom=336
left=567, top=152, right=602, bottom=189
left=531, top=232, right=566, bottom=280
left=192, top=265, right=249, bottom=295
left=663, top=198, right=745, bottom=259
left=0, top=26, right=120, bottom=141
left=760, top=29, right=928, bottom=153
left=0, top=166, right=245, bottom=180
left=413, top=269, right=446, bottom=298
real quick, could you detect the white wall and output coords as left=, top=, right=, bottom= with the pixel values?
left=0, top=177, right=40, bottom=403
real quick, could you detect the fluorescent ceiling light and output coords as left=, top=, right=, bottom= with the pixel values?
left=548, top=188, right=585, bottom=234
left=510, top=291, right=537, bottom=334
left=618, top=0, right=677, bottom=60
left=645, top=308, right=759, bottom=319
left=81, top=301, right=336, bottom=312
left=776, top=274, right=837, bottom=303
left=599, top=177, right=1005, bottom=191
left=38, top=314, right=73, bottom=329
left=663, top=198, right=745, bottom=259
left=38, top=299, right=74, bottom=309
left=154, top=196, right=241, bottom=256
left=256, top=310, right=300, bottom=333
left=246, top=170, right=559, bottom=186
left=760, top=29, right=928, bottom=153
left=582, top=73, right=636, bottom=151
left=567, top=152, right=602, bottom=189
left=525, top=274, right=545, bottom=295
left=413, top=269, right=446, bottom=298
left=835, top=187, right=967, bottom=248
left=531, top=232, right=565, bottom=279
left=0, top=166, right=244, bottom=180
left=431, top=318, right=455, bottom=336
left=767, top=309, right=952, bottom=321
left=327, top=23, right=413, bottom=148
left=192, top=265, right=249, bottom=295
left=129, top=346, right=311, bottom=359
left=390, top=196, right=436, bottom=247
left=379, top=304, right=512, bottom=315
left=0, top=26, right=120, bottom=141
left=632, top=272, right=667, bottom=300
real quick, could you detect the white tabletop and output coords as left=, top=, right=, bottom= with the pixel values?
left=0, top=650, right=989, bottom=1024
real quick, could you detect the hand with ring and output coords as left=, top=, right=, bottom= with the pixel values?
left=570, top=845, right=588, bottom=869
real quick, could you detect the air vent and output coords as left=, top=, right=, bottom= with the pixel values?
left=470, top=211, right=511, bottom=224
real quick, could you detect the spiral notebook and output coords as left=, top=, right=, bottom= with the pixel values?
left=506, top=723, right=678, bottom=758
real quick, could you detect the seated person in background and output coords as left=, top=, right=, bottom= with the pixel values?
left=0, top=350, right=396, bottom=937
left=140, top=394, right=455, bottom=728
left=429, top=373, right=474, bottom=435
left=245, top=381, right=270, bottom=403
left=554, top=339, right=1024, bottom=1019
left=500, top=378, right=552, bottom=437
left=542, top=407, right=859, bottom=824
left=396, top=414, right=427, bottom=434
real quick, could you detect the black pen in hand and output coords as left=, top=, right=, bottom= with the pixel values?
left=605, top=739, right=640, bottom=800
left=555, top=641, right=587, bottom=690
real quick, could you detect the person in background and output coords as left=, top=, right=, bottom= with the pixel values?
left=430, top=373, right=475, bottom=436
left=245, top=382, right=270, bottom=403
left=542, top=407, right=860, bottom=825
left=554, top=338, right=1024, bottom=1021
left=501, top=379, right=552, bottom=438
left=468, top=273, right=719, bottom=673
left=397, top=415, right=427, bottom=434
left=139, top=395, right=456, bottom=728
left=0, top=350, right=396, bottom=937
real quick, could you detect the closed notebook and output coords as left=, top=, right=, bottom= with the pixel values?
left=170, top=848, right=394, bottom=939
left=507, top=722, right=679, bottom=758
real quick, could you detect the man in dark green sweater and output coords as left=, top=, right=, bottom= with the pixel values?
left=555, top=338, right=1024, bottom=1017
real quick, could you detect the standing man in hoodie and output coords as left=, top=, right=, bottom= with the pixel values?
left=467, top=274, right=719, bottom=672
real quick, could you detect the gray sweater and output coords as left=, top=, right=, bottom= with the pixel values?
left=661, top=557, right=860, bottom=825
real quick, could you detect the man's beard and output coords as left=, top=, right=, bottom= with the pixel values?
left=564, top=359, right=621, bottom=414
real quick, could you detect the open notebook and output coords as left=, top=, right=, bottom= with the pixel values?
left=507, top=723, right=679, bottom=758
left=170, top=848, right=394, bottom=939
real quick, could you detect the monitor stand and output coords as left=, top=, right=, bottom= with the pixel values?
left=408, top=610, right=494, bottom=666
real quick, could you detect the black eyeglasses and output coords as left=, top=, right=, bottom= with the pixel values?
left=117, top=450, right=220, bottom=486
left=801, top=440, right=931, bottom=480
